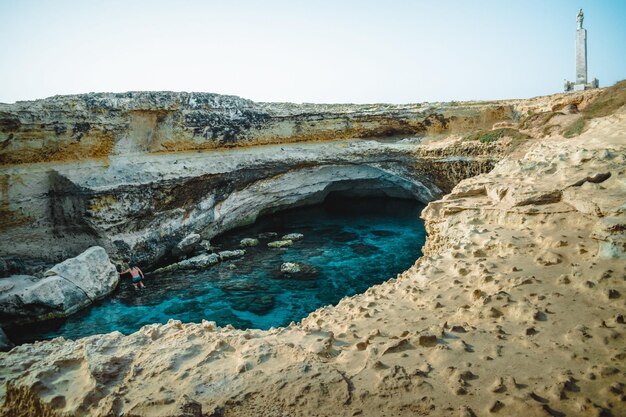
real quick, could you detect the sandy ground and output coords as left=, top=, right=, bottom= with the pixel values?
left=0, top=111, right=625, bottom=417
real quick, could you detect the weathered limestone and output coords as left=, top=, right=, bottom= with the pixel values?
left=0, top=139, right=500, bottom=272
left=0, top=89, right=603, bottom=274
left=0, top=247, right=118, bottom=326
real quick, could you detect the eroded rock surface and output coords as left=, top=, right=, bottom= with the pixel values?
left=0, top=104, right=623, bottom=417
left=0, top=247, right=118, bottom=326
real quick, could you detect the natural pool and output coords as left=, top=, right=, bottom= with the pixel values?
left=9, top=195, right=426, bottom=344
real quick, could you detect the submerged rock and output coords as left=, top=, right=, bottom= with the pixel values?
left=0, top=246, right=118, bottom=326
left=281, top=233, right=304, bottom=241
left=230, top=294, right=276, bottom=315
left=350, top=243, right=380, bottom=255
left=219, top=280, right=264, bottom=293
left=240, top=238, right=259, bottom=247
left=268, top=240, right=293, bottom=248
left=331, top=231, right=359, bottom=242
left=280, top=262, right=301, bottom=274
left=258, top=232, right=278, bottom=240
left=371, top=229, right=397, bottom=237
left=278, top=262, right=319, bottom=280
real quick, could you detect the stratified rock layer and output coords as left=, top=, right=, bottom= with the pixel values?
left=0, top=107, right=624, bottom=417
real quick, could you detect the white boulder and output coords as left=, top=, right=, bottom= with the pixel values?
left=0, top=246, right=119, bottom=326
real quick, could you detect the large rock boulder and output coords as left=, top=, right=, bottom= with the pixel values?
left=0, top=247, right=118, bottom=326
left=45, top=246, right=119, bottom=300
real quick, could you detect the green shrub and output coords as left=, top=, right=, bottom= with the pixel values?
left=563, top=118, right=585, bottom=138
left=466, top=128, right=529, bottom=144
left=582, top=80, right=626, bottom=119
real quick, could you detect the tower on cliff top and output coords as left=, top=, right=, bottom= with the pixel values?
left=564, top=9, right=599, bottom=92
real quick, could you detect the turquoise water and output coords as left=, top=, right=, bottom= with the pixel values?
left=9, top=196, right=426, bottom=343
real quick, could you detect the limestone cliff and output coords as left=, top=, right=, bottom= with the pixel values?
left=0, top=89, right=603, bottom=275
left=0, top=96, right=623, bottom=417
left=0, top=90, right=600, bottom=165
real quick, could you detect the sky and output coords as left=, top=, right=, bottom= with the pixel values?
left=0, top=0, right=625, bottom=104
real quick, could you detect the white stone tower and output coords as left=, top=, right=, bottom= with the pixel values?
left=576, top=9, right=587, bottom=84
left=564, top=9, right=598, bottom=92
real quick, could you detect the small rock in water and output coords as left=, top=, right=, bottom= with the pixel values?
left=218, top=250, right=245, bottom=261
left=281, top=262, right=301, bottom=274
left=157, top=253, right=220, bottom=272
left=230, top=294, right=276, bottom=315
left=371, top=230, right=397, bottom=237
left=350, top=243, right=379, bottom=255
left=279, top=262, right=319, bottom=280
left=258, top=232, right=278, bottom=239
left=268, top=240, right=293, bottom=248
left=331, top=231, right=359, bottom=242
left=281, top=233, right=304, bottom=241
left=240, top=238, right=259, bottom=247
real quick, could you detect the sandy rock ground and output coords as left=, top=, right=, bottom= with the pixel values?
left=0, top=111, right=625, bottom=417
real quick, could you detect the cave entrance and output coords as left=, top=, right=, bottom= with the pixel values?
left=10, top=193, right=426, bottom=343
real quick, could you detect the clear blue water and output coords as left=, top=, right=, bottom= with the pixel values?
left=9, top=196, right=426, bottom=344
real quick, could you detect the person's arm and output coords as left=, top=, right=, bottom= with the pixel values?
left=138, top=267, right=145, bottom=279
left=119, top=268, right=130, bottom=275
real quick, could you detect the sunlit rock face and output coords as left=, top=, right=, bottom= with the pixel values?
left=0, top=91, right=519, bottom=164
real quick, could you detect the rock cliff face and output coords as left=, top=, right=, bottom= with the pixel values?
left=0, top=98, right=623, bottom=417
left=6, top=89, right=591, bottom=273
left=0, top=90, right=601, bottom=165
left=1, top=139, right=501, bottom=273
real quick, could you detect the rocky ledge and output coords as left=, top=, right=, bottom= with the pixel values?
left=0, top=89, right=599, bottom=165
left=0, top=95, right=624, bottom=416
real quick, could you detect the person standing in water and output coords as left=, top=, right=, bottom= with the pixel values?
left=119, top=263, right=145, bottom=289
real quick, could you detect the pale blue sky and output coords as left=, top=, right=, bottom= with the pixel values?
left=1, top=0, right=624, bottom=104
